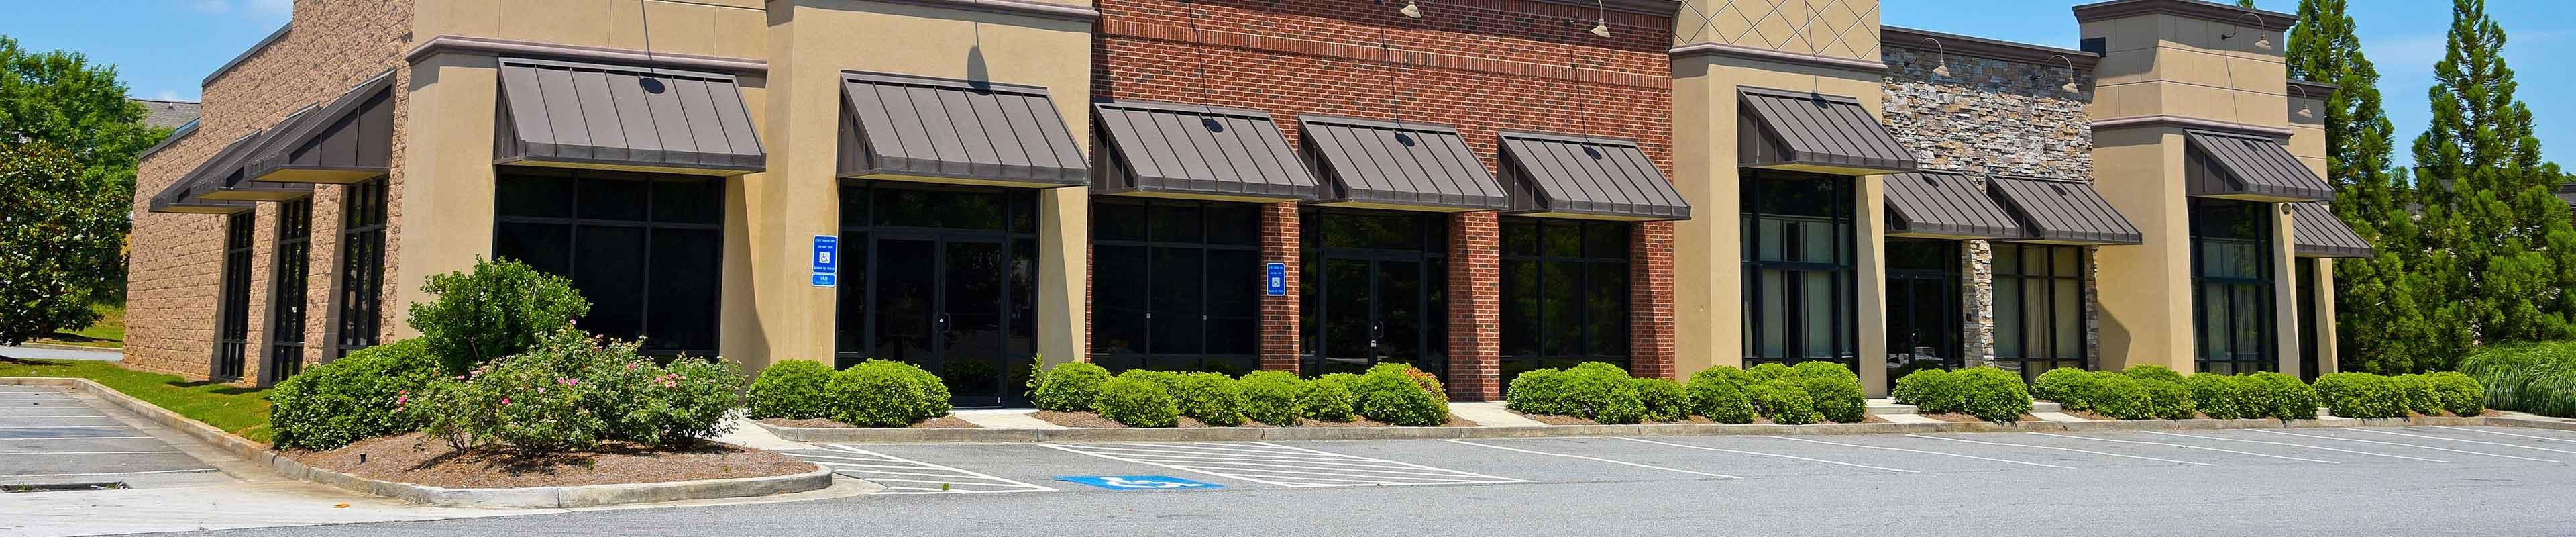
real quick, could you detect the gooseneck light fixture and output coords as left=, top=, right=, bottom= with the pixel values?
left=1589, top=0, right=1611, bottom=38
left=1399, top=0, right=1421, bottom=19
left=2289, top=85, right=2316, bottom=119
left=1923, top=37, right=1951, bottom=78
left=2222, top=12, right=2270, bottom=50
left=2051, top=54, right=2080, bottom=93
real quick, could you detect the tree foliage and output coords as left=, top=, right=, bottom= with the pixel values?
left=2286, top=0, right=2439, bottom=373
left=0, top=36, right=167, bottom=194
left=0, top=142, right=127, bottom=344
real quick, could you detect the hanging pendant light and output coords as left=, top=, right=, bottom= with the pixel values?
left=1399, top=0, right=1421, bottom=19
left=1589, top=0, right=1610, bottom=37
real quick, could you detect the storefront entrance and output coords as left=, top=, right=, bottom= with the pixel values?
left=1302, top=209, right=1448, bottom=379
left=1884, top=240, right=1962, bottom=380
left=835, top=183, right=1040, bottom=407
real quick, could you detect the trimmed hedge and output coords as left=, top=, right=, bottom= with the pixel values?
left=2031, top=367, right=2094, bottom=408
left=1171, top=372, right=1248, bottom=426
left=826, top=360, right=953, bottom=426
left=2186, top=373, right=2257, bottom=420
left=2076, top=371, right=2151, bottom=420
left=2390, top=374, right=2440, bottom=416
left=1030, top=362, right=1112, bottom=412
left=2123, top=364, right=2187, bottom=385
left=1891, top=369, right=1963, bottom=413
left=1748, top=379, right=1820, bottom=425
left=2316, top=372, right=2408, bottom=418
left=1095, top=376, right=1179, bottom=428
left=270, top=338, right=443, bottom=450
left=1632, top=377, right=1689, bottom=423
left=2243, top=372, right=2320, bottom=420
left=1301, top=373, right=1361, bottom=422
left=2424, top=371, right=2488, bottom=417
left=1354, top=364, right=1449, bottom=426
left=1506, top=362, right=1648, bottom=424
left=1952, top=367, right=2034, bottom=424
left=2136, top=379, right=2196, bottom=420
left=1683, top=366, right=1757, bottom=424
left=1238, top=370, right=1306, bottom=426
left=746, top=359, right=836, bottom=420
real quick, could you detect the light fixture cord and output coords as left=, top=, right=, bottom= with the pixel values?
left=637, top=0, right=660, bottom=78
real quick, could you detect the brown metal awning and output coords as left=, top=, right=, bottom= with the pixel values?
left=2290, top=202, right=2371, bottom=258
left=146, top=185, right=254, bottom=214
left=1297, top=115, right=1505, bottom=212
left=839, top=71, right=1087, bottom=187
left=1092, top=100, right=1318, bottom=202
left=1882, top=172, right=2021, bottom=240
left=1737, top=86, right=1917, bottom=175
left=1987, top=176, right=2143, bottom=245
left=496, top=58, right=766, bottom=175
left=145, top=130, right=295, bottom=213
left=199, top=110, right=316, bottom=201
left=245, top=70, right=394, bottom=183
left=1495, top=130, right=1687, bottom=221
left=2186, top=130, right=2331, bottom=201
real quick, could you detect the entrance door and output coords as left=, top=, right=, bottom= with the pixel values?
left=869, top=232, right=1017, bottom=407
left=2296, top=261, right=2319, bottom=381
left=1884, top=240, right=1961, bottom=380
left=1307, top=253, right=1437, bottom=377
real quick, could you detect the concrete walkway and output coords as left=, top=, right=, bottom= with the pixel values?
left=0, top=344, right=123, bottom=362
left=1449, top=401, right=1548, bottom=426
left=952, top=409, right=1068, bottom=429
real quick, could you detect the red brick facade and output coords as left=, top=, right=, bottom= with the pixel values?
left=1093, top=0, right=1680, bottom=396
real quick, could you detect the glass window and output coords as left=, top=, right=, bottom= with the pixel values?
left=1089, top=198, right=1263, bottom=375
left=266, top=199, right=314, bottom=383
left=334, top=177, right=389, bottom=358
left=1741, top=170, right=1857, bottom=369
left=1499, top=218, right=1631, bottom=385
left=2190, top=199, right=2275, bottom=374
left=1992, top=243, right=2088, bottom=384
left=492, top=170, right=725, bottom=356
left=1301, top=208, right=1450, bottom=379
left=1885, top=240, right=1961, bottom=381
left=215, top=212, right=256, bottom=381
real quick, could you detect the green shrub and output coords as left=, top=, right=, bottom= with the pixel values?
left=1030, top=362, right=1112, bottom=412
left=2076, top=371, right=2150, bottom=420
left=2315, top=372, right=2406, bottom=418
left=1790, top=360, right=1859, bottom=381
left=1632, top=377, right=1689, bottom=422
left=2461, top=342, right=2576, bottom=417
left=272, top=339, right=443, bottom=450
left=2186, top=373, right=2257, bottom=419
left=1509, top=362, right=1647, bottom=423
left=1952, top=367, right=2034, bottom=424
left=2122, top=364, right=2187, bottom=385
left=1748, top=379, right=1820, bottom=425
left=405, top=258, right=592, bottom=375
left=1891, top=369, right=1962, bottom=413
left=1095, top=377, right=1179, bottom=428
left=400, top=328, right=745, bottom=452
left=2390, top=374, right=2442, bottom=416
left=747, top=360, right=837, bottom=420
left=1238, top=371, right=1306, bottom=426
left=1504, top=368, right=1578, bottom=416
left=1745, top=362, right=1796, bottom=385
left=2423, top=372, right=2487, bottom=417
left=2135, top=379, right=2195, bottom=420
left=1300, top=373, right=1360, bottom=422
left=2031, top=367, right=2096, bottom=407
left=1684, top=367, right=1757, bottom=424
left=1355, top=364, right=1449, bottom=426
left=1117, top=369, right=1185, bottom=393
left=1801, top=375, right=1867, bottom=423
left=607, top=357, right=745, bottom=446
left=2243, top=372, right=2320, bottom=420
left=1170, top=372, right=1248, bottom=426
left=471, top=347, right=606, bottom=451
left=827, top=360, right=953, bottom=427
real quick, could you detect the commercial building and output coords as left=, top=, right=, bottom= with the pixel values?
left=128, top=0, right=2357, bottom=401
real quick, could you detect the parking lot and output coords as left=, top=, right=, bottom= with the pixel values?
left=0, top=385, right=228, bottom=489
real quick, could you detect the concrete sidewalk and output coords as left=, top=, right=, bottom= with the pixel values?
left=0, top=345, right=123, bottom=362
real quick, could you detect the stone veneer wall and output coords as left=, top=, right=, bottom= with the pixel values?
left=1879, top=44, right=2101, bottom=371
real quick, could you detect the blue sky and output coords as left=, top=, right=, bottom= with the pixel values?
left=3, top=0, right=2569, bottom=167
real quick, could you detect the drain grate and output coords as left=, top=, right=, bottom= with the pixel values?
left=3, top=481, right=129, bottom=493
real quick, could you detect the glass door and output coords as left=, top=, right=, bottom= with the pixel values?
left=1304, top=252, right=1442, bottom=377
left=1884, top=240, right=1962, bottom=381
left=865, top=230, right=1019, bottom=407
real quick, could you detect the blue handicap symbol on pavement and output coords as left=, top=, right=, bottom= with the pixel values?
left=1053, top=475, right=1225, bottom=491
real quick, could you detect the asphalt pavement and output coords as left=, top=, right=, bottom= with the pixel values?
left=138, top=424, right=2576, bottom=536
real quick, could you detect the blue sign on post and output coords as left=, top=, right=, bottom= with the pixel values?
left=811, top=235, right=839, bottom=287
left=1053, top=475, right=1225, bottom=491
left=1265, top=262, right=1287, bottom=296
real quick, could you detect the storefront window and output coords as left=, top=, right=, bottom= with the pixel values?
left=493, top=169, right=725, bottom=356
left=266, top=199, right=313, bottom=383
left=1741, top=170, right=1857, bottom=368
left=334, top=177, right=388, bottom=358
left=1500, top=217, right=1629, bottom=384
left=1301, top=208, right=1448, bottom=377
left=1994, top=243, right=2087, bottom=383
left=2191, top=199, right=2275, bottom=373
left=1885, top=239, right=1961, bottom=380
left=833, top=181, right=1040, bottom=406
left=1091, top=199, right=1263, bottom=375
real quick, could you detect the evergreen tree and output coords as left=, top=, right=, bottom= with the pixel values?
left=2408, top=0, right=2575, bottom=354
left=2284, top=0, right=2430, bottom=373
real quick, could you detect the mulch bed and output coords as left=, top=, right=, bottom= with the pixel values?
left=284, top=432, right=818, bottom=489
left=1919, top=412, right=2044, bottom=423
left=757, top=415, right=980, bottom=429
left=1032, top=410, right=1478, bottom=428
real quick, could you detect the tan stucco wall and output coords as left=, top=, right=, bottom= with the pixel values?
left=2087, top=13, right=2288, bottom=126
left=1672, top=0, right=1880, bottom=62
left=2088, top=127, right=2194, bottom=371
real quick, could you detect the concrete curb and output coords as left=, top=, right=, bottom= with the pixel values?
left=760, top=413, right=2496, bottom=443
left=1, top=376, right=833, bottom=509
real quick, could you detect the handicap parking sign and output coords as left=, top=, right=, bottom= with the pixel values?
left=1053, top=475, right=1225, bottom=491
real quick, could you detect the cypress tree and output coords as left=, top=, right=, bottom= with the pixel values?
left=2408, top=0, right=2574, bottom=355
left=2284, top=0, right=2430, bottom=373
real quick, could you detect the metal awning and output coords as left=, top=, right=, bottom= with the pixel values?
left=1495, top=130, right=1687, bottom=221
left=1297, top=114, right=1505, bottom=212
left=1882, top=171, right=2021, bottom=240
left=1987, top=176, right=2143, bottom=245
left=146, top=130, right=290, bottom=213
left=1737, top=86, right=1917, bottom=175
left=246, top=70, right=394, bottom=183
left=2185, top=130, right=2331, bottom=201
left=1092, top=100, right=1318, bottom=202
left=146, top=186, right=254, bottom=214
left=2290, top=202, right=2371, bottom=258
left=199, top=109, right=317, bottom=201
left=839, top=71, right=1087, bottom=187
left=496, top=57, right=766, bottom=175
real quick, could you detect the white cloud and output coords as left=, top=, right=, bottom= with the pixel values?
left=189, top=0, right=231, bottom=13
left=153, top=90, right=180, bottom=101
left=246, top=0, right=291, bottom=19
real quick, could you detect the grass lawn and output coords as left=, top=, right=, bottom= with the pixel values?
left=0, top=358, right=273, bottom=443
left=32, top=303, right=126, bottom=348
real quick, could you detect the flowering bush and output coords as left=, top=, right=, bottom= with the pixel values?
left=269, top=338, right=443, bottom=450
left=399, top=327, right=745, bottom=453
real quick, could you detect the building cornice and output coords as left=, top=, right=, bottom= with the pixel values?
left=203, top=24, right=290, bottom=87
left=2072, top=0, right=2296, bottom=30
left=1669, top=42, right=1887, bottom=74
left=857, top=0, right=1100, bottom=22
left=1527, top=0, right=1679, bottom=17
left=2093, top=113, right=2292, bottom=138
left=2287, top=79, right=2337, bottom=99
left=405, top=35, right=769, bottom=75
left=1882, top=26, right=2100, bottom=70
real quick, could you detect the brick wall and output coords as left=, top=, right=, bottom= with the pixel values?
left=127, top=0, right=411, bottom=383
left=1094, top=0, right=1678, bottom=393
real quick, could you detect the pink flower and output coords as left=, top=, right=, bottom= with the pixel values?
left=501, top=397, right=512, bottom=406
left=395, top=395, right=408, bottom=405
left=559, top=378, right=580, bottom=387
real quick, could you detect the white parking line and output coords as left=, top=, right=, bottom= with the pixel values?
left=0, top=468, right=217, bottom=478
left=0, top=415, right=108, bottom=418
left=2027, top=433, right=2341, bottom=464
left=1443, top=440, right=1741, bottom=479
left=1905, top=434, right=2217, bottom=467
left=0, top=436, right=154, bottom=441
left=1049, top=441, right=1525, bottom=488
left=1764, top=435, right=2072, bottom=469
left=0, top=451, right=182, bottom=455
left=2140, top=431, right=2447, bottom=462
left=1613, top=437, right=1920, bottom=473
left=2353, top=428, right=2576, bottom=455
left=2250, top=429, right=2559, bottom=462
left=2433, top=426, right=2576, bottom=444
left=0, top=426, right=125, bottom=429
left=787, top=445, right=1055, bottom=495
